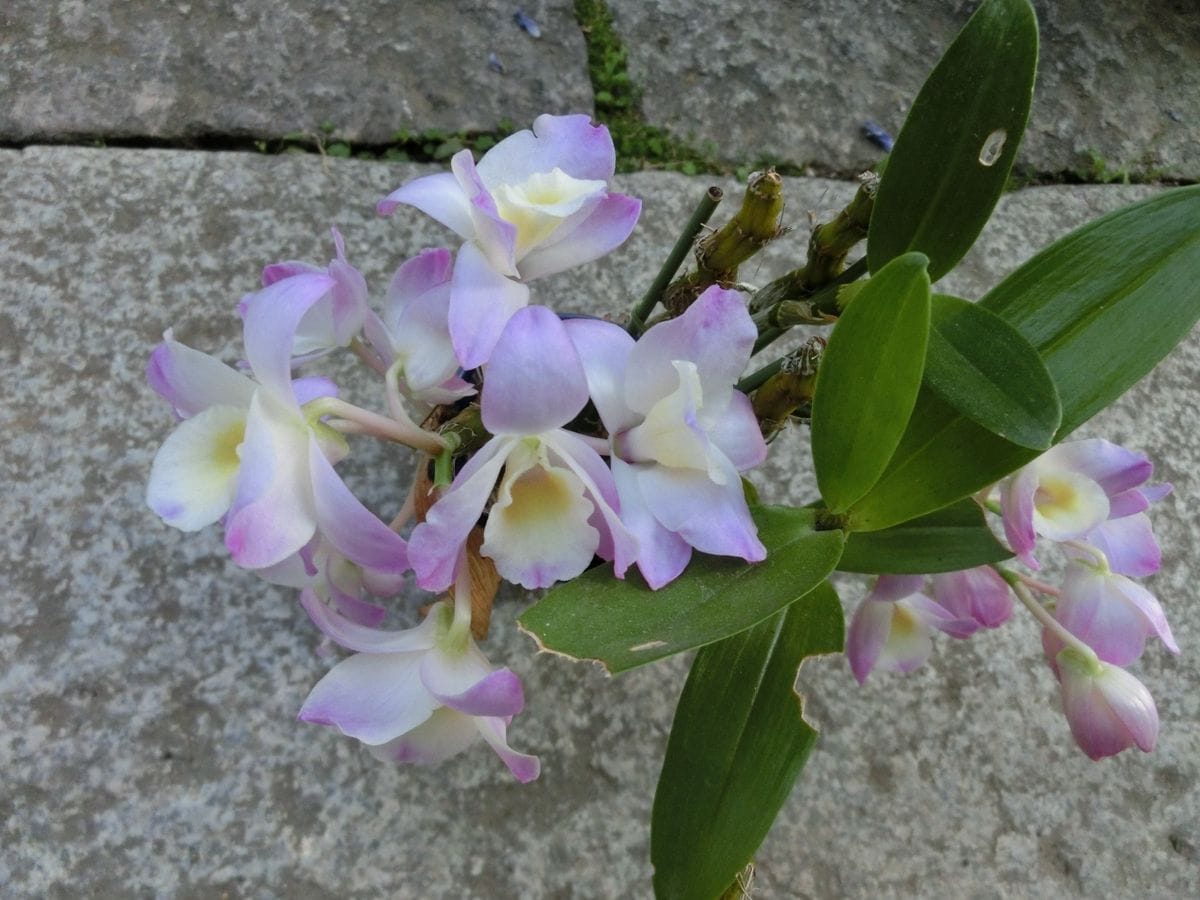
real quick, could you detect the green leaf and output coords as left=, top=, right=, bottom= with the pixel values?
left=867, top=0, right=1038, bottom=281
left=980, top=186, right=1200, bottom=435
left=924, top=294, right=1061, bottom=449
left=651, top=583, right=844, bottom=900
left=849, top=186, right=1200, bottom=532
left=811, top=253, right=931, bottom=513
left=837, top=498, right=1011, bottom=573
left=517, top=508, right=845, bottom=674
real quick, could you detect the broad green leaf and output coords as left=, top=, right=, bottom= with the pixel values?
left=849, top=186, right=1200, bottom=532
left=924, top=293, right=1060, bottom=449
left=980, top=186, right=1200, bottom=435
left=517, top=507, right=845, bottom=674
left=837, top=497, right=1011, bottom=574
left=811, top=252, right=931, bottom=512
left=651, top=583, right=843, bottom=900
left=867, top=0, right=1038, bottom=281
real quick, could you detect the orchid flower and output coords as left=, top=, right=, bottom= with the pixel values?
left=846, top=575, right=980, bottom=683
left=408, top=305, right=637, bottom=591
left=928, top=565, right=1013, bottom=630
left=1055, top=647, right=1159, bottom=760
left=378, top=114, right=641, bottom=367
left=254, top=227, right=370, bottom=363
left=564, top=286, right=767, bottom=588
left=999, top=438, right=1170, bottom=570
left=297, top=566, right=539, bottom=781
left=147, top=275, right=410, bottom=576
left=361, top=248, right=474, bottom=407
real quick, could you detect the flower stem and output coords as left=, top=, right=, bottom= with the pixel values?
left=349, top=336, right=388, bottom=375
left=307, top=397, right=448, bottom=454
left=628, top=185, right=723, bottom=337
left=1003, top=573, right=1100, bottom=668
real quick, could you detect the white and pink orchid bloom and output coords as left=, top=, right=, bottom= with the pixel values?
left=564, top=287, right=768, bottom=589
left=147, top=276, right=409, bottom=576
left=297, top=579, right=539, bottom=781
left=1047, top=557, right=1180, bottom=668
left=255, top=227, right=370, bottom=362
left=846, top=575, right=979, bottom=683
left=999, top=438, right=1170, bottom=570
left=361, top=248, right=474, bottom=407
left=378, top=114, right=641, bottom=368
left=1055, top=647, right=1159, bottom=760
left=409, top=306, right=637, bottom=591
left=928, top=565, right=1013, bottom=630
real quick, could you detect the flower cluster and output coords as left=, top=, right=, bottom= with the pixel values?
left=145, top=115, right=771, bottom=780
left=848, top=438, right=1176, bottom=760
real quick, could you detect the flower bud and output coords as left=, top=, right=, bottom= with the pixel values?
left=1057, top=648, right=1159, bottom=760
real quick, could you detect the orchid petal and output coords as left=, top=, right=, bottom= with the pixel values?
left=308, top=433, right=409, bottom=574
left=369, top=707, right=480, bottom=765
left=866, top=574, right=926, bottom=604
left=377, top=171, right=475, bottom=239
left=385, top=249, right=455, bottom=327
left=1029, top=468, right=1110, bottom=542
left=422, top=657, right=525, bottom=717
left=410, top=437, right=514, bottom=591
left=1082, top=514, right=1162, bottom=577
left=475, top=113, right=616, bottom=187
left=1045, top=439, right=1153, bottom=496
left=481, top=306, right=589, bottom=435
left=1058, top=653, right=1158, bottom=759
left=611, top=458, right=692, bottom=589
left=224, top=392, right=317, bottom=569
left=562, top=316, right=638, bottom=434
left=517, top=192, right=642, bottom=281
left=448, top=241, right=531, bottom=369
left=147, top=335, right=255, bottom=418
left=847, top=599, right=893, bottom=683
left=875, top=600, right=937, bottom=675
left=703, top=390, right=768, bottom=472
left=241, top=272, right=336, bottom=402
left=904, top=591, right=979, bottom=639
left=625, top=286, right=754, bottom=415
left=290, top=375, right=338, bottom=407
left=262, top=260, right=321, bottom=285
left=475, top=716, right=541, bottom=783
left=300, top=589, right=440, bottom=654
left=1057, top=563, right=1178, bottom=663
left=930, top=566, right=1013, bottom=629
left=1000, top=464, right=1041, bottom=567
left=298, top=652, right=437, bottom=745
left=451, top=150, right=518, bottom=276
left=146, top=405, right=246, bottom=531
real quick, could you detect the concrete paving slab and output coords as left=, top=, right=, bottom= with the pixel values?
left=0, top=1, right=592, bottom=143
left=2, top=147, right=1198, bottom=897
left=607, top=0, right=1200, bottom=180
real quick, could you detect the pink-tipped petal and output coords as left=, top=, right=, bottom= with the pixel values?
left=409, top=437, right=514, bottom=591
left=847, top=599, right=893, bottom=683
left=476, top=113, right=616, bottom=187
left=1048, top=439, right=1153, bottom=496
left=562, top=317, right=638, bottom=435
left=262, top=260, right=321, bottom=286
left=377, top=171, right=475, bottom=239
left=704, top=391, right=768, bottom=472
left=1082, top=514, right=1162, bottom=577
left=451, top=150, right=519, bottom=276
left=369, top=707, right=480, bottom=765
left=904, top=591, right=979, bottom=640
left=224, top=393, right=318, bottom=569
left=475, top=716, right=541, bottom=783
left=625, top=286, right=755, bottom=416
left=308, top=434, right=409, bottom=574
left=1058, top=652, right=1158, bottom=759
left=864, top=575, right=926, bottom=604
left=1000, top=465, right=1041, bottom=568
left=611, top=458, right=691, bottom=589
left=386, top=249, right=454, bottom=324
left=147, top=335, right=256, bottom=418
left=448, top=241, right=531, bottom=369
left=241, top=272, right=336, bottom=402
left=298, top=652, right=437, bottom=746
left=930, top=566, right=1013, bottom=629
left=481, top=306, right=589, bottom=435
left=425, top=664, right=525, bottom=718
left=299, top=589, right=440, bottom=654
left=517, top=193, right=642, bottom=281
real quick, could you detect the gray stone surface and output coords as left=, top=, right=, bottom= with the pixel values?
left=608, top=0, right=1200, bottom=180
left=2, top=147, right=1198, bottom=897
left=0, top=1, right=592, bottom=143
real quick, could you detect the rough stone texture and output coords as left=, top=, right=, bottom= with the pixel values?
left=2, top=147, right=1198, bottom=897
left=0, top=1, right=592, bottom=143
left=607, top=0, right=1200, bottom=180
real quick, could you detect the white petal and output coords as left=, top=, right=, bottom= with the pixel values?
left=147, top=405, right=246, bottom=531
left=298, top=652, right=438, bottom=746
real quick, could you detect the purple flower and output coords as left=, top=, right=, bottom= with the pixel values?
left=408, top=306, right=637, bottom=591
left=999, top=438, right=1170, bottom=570
left=565, top=287, right=768, bottom=588
left=378, top=114, right=641, bottom=367
left=928, top=565, right=1013, bottom=630
left=1055, top=647, right=1159, bottom=760
left=846, top=576, right=978, bottom=683
left=297, top=590, right=539, bottom=782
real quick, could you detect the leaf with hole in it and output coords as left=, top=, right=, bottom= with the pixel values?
left=924, top=294, right=1060, bottom=449
left=848, top=186, right=1200, bottom=532
left=811, top=252, right=931, bottom=513
left=837, top=497, right=1011, bottom=574
left=517, top=507, right=845, bottom=674
left=651, top=583, right=843, bottom=900
left=867, top=0, right=1038, bottom=281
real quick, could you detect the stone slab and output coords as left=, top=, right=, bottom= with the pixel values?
left=0, top=1, right=592, bottom=144
left=2, top=147, right=1198, bottom=897
left=608, top=0, right=1200, bottom=181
